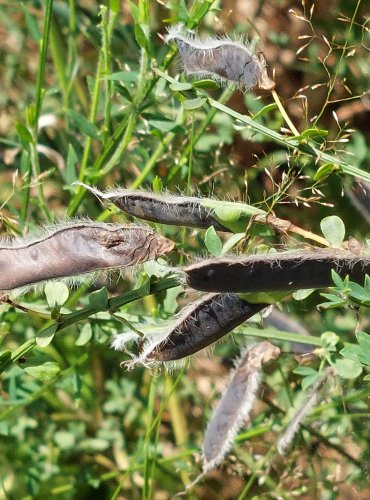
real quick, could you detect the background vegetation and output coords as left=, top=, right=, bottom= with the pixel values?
left=0, top=0, right=369, bottom=498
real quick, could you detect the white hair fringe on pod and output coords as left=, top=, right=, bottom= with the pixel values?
left=165, top=24, right=275, bottom=90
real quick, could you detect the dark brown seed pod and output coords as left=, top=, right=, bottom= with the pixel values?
left=184, top=250, right=370, bottom=293
left=78, top=184, right=230, bottom=232
left=128, top=294, right=268, bottom=366
left=0, top=222, right=174, bottom=292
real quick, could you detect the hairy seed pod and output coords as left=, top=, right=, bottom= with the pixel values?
left=277, top=367, right=334, bottom=455
left=165, top=24, right=275, bottom=90
left=78, top=183, right=231, bottom=231
left=184, top=250, right=370, bottom=293
left=131, top=294, right=268, bottom=365
left=203, top=342, right=280, bottom=471
left=0, top=222, right=174, bottom=292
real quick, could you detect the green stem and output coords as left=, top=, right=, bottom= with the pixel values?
left=143, top=376, right=157, bottom=500
left=0, top=277, right=180, bottom=374
left=34, top=0, right=54, bottom=126
left=209, top=99, right=370, bottom=183
left=130, top=107, right=186, bottom=189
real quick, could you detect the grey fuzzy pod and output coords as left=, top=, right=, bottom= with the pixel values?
left=0, top=221, right=174, bottom=292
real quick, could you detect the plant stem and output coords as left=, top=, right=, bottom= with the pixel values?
left=271, top=89, right=300, bottom=136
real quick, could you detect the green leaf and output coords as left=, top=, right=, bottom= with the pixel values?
left=23, top=361, right=60, bottom=381
left=22, top=4, right=41, bottom=41
left=65, top=144, right=78, bottom=185
left=148, top=119, right=182, bottom=133
left=193, top=79, right=220, bottom=89
left=221, top=233, right=245, bottom=256
left=293, top=366, right=318, bottom=376
left=0, top=351, right=12, bottom=371
left=320, top=216, right=345, bottom=247
left=357, top=331, right=370, bottom=351
left=204, top=226, right=222, bottom=257
left=299, top=128, right=328, bottom=140
left=314, top=163, right=338, bottom=181
left=66, top=109, right=100, bottom=139
left=302, top=373, right=320, bottom=390
left=104, top=71, right=139, bottom=82
left=348, top=283, right=370, bottom=306
left=182, top=97, right=206, bottom=110
left=340, top=345, right=363, bottom=363
left=331, top=270, right=345, bottom=289
left=292, top=289, right=315, bottom=300
left=251, top=103, right=278, bottom=120
left=16, top=123, right=33, bottom=148
left=45, top=282, right=69, bottom=308
left=76, top=323, right=93, bottom=346
left=152, top=176, right=163, bottom=193
left=163, top=286, right=182, bottom=314
left=363, top=374, right=370, bottom=381
left=36, top=324, right=58, bottom=347
left=89, top=287, right=109, bottom=312
left=320, top=331, right=339, bottom=351
left=334, top=358, right=362, bottom=379
left=319, top=293, right=347, bottom=307
left=169, top=82, right=193, bottom=91
left=54, top=431, right=76, bottom=450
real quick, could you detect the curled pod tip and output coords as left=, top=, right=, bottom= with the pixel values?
left=0, top=221, right=174, bottom=292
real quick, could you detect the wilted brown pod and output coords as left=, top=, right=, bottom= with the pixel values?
left=184, top=250, right=370, bottom=293
left=0, top=222, right=174, bottom=292
left=135, top=294, right=268, bottom=364
left=79, top=183, right=230, bottom=232
left=203, top=342, right=280, bottom=471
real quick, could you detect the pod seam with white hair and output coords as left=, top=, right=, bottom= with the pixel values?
left=122, top=293, right=268, bottom=369
left=165, top=24, right=275, bottom=90
left=0, top=221, right=174, bottom=293
left=78, top=183, right=233, bottom=232
left=203, top=341, right=280, bottom=472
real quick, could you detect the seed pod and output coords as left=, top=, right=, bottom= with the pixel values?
left=277, top=367, right=334, bottom=455
left=184, top=250, right=370, bottom=293
left=128, top=294, right=268, bottom=367
left=0, top=221, right=174, bottom=292
left=203, top=342, right=280, bottom=471
left=165, top=24, right=275, bottom=90
left=79, top=183, right=231, bottom=231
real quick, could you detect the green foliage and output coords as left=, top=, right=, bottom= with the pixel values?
left=0, top=0, right=369, bottom=498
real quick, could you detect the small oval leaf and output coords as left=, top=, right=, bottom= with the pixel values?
left=45, top=282, right=69, bottom=308
left=182, top=97, right=206, bottom=110
left=36, top=324, right=58, bottom=347
left=76, top=323, right=93, bottom=346
left=205, top=226, right=222, bottom=257
left=24, top=361, right=60, bottom=381
left=320, top=216, right=345, bottom=247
